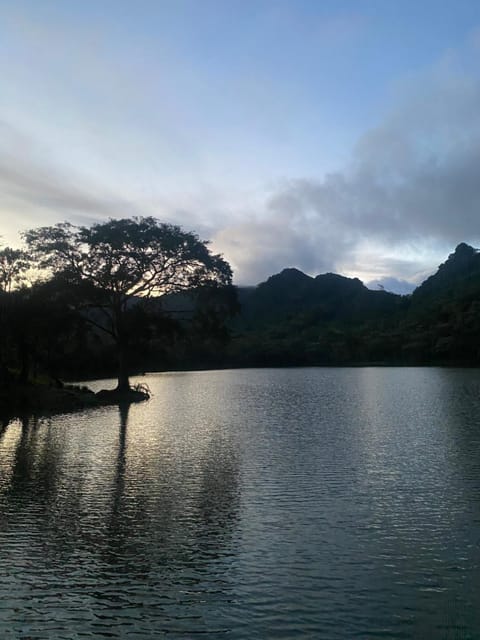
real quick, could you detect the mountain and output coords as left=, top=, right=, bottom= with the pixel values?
left=412, top=243, right=480, bottom=302
left=227, top=243, right=480, bottom=367
left=238, top=268, right=402, bottom=329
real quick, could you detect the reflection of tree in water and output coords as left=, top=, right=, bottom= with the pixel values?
left=0, top=415, right=11, bottom=439
left=3, top=416, right=57, bottom=503
left=0, top=416, right=85, bottom=552
left=93, top=405, right=242, bottom=634
left=1, top=408, right=241, bottom=576
left=0, top=407, right=243, bottom=637
left=103, top=405, right=241, bottom=580
left=102, top=402, right=152, bottom=575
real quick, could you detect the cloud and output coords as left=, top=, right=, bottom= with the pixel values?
left=0, top=120, right=140, bottom=240
left=365, top=277, right=416, bottom=295
left=213, top=216, right=351, bottom=285
left=3, top=49, right=480, bottom=288
left=212, top=63, right=480, bottom=284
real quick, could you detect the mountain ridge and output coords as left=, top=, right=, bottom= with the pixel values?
left=247, top=242, right=479, bottom=296
left=228, top=242, right=480, bottom=367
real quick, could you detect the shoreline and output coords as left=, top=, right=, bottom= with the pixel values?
left=3, top=361, right=480, bottom=425
left=0, top=381, right=149, bottom=425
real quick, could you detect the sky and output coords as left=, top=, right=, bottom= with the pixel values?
left=2, top=0, right=480, bottom=292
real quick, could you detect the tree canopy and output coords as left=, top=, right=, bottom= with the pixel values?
left=25, top=217, right=231, bottom=298
left=0, top=247, right=30, bottom=293
left=25, top=217, right=233, bottom=392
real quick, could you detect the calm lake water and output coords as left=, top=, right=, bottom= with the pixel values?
left=1, top=368, right=480, bottom=639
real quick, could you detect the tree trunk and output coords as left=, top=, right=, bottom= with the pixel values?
left=116, top=343, right=130, bottom=393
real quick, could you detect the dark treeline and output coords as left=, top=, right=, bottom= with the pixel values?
left=0, top=217, right=235, bottom=414
left=0, top=275, right=237, bottom=385
left=2, top=219, right=480, bottom=417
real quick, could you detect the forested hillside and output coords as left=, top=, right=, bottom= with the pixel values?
left=227, top=243, right=480, bottom=366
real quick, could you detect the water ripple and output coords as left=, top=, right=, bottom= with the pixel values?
left=1, top=368, right=480, bottom=638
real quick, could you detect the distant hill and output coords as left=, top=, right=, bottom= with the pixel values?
left=226, top=243, right=480, bottom=367
left=238, top=268, right=402, bottom=330
left=412, top=243, right=480, bottom=303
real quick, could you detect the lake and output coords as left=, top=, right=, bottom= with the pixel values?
left=1, top=367, right=480, bottom=638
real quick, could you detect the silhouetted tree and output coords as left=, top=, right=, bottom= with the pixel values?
left=25, top=217, right=232, bottom=391
left=0, top=247, right=30, bottom=293
left=3, top=279, right=85, bottom=384
left=0, top=247, right=31, bottom=380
